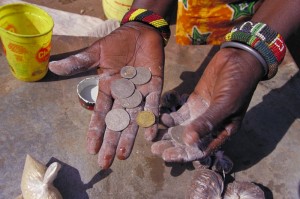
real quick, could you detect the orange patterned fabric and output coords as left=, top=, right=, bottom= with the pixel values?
left=175, top=0, right=263, bottom=45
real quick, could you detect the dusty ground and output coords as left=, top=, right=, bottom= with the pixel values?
left=1, top=1, right=300, bottom=199
left=25, top=0, right=105, bottom=18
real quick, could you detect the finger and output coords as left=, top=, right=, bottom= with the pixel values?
left=162, top=145, right=205, bottom=162
left=143, top=89, right=161, bottom=141
left=98, top=129, right=121, bottom=169
left=204, top=122, right=239, bottom=157
left=182, top=103, right=226, bottom=146
left=150, top=128, right=172, bottom=156
left=49, top=42, right=101, bottom=76
left=204, top=131, right=229, bottom=158
left=86, top=75, right=114, bottom=154
left=97, top=101, right=123, bottom=169
left=182, top=125, right=201, bottom=147
left=87, top=111, right=107, bottom=154
left=160, top=92, right=210, bottom=127
left=116, top=106, right=142, bottom=160
left=151, top=140, right=174, bottom=156
left=160, top=103, right=188, bottom=127
left=183, top=89, right=247, bottom=148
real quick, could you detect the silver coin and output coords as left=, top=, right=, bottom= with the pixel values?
left=130, top=67, right=152, bottom=85
left=105, top=109, right=130, bottom=131
left=111, top=78, right=135, bottom=99
left=170, top=125, right=185, bottom=145
left=118, top=90, right=143, bottom=108
left=120, top=66, right=137, bottom=79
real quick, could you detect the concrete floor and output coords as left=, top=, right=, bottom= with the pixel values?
left=1, top=1, right=300, bottom=199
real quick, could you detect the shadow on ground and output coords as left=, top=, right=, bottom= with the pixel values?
left=223, top=71, right=300, bottom=172
left=47, top=157, right=112, bottom=199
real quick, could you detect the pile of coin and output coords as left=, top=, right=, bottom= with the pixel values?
left=105, top=66, right=156, bottom=131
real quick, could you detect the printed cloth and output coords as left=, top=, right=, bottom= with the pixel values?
left=175, top=0, right=263, bottom=45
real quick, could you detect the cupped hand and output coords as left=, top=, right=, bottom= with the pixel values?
left=151, top=47, right=265, bottom=162
left=49, top=22, right=165, bottom=169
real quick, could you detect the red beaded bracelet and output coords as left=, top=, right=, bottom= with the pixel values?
left=121, top=8, right=171, bottom=46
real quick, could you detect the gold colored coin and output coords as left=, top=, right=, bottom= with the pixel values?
left=136, top=111, right=155, bottom=128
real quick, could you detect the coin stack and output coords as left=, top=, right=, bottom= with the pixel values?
left=105, top=66, right=156, bottom=131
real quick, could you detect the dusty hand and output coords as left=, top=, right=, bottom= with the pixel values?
left=152, top=48, right=264, bottom=162
left=49, top=22, right=165, bottom=169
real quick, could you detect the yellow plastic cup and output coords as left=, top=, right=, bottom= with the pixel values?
left=0, top=3, right=54, bottom=82
left=102, top=0, right=133, bottom=21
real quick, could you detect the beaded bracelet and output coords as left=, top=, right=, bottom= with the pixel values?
left=121, top=8, right=171, bottom=46
left=224, top=21, right=286, bottom=80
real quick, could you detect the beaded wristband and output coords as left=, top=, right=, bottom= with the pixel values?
left=224, top=21, right=286, bottom=80
left=121, top=8, right=171, bottom=46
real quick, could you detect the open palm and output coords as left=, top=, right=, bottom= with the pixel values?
left=152, top=48, right=264, bottom=162
left=50, top=22, right=165, bottom=169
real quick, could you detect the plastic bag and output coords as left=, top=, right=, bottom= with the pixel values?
left=20, top=154, right=63, bottom=199
left=223, top=181, right=265, bottom=199
left=186, top=168, right=224, bottom=199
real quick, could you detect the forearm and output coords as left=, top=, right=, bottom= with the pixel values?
left=131, top=0, right=177, bottom=19
left=252, top=0, right=300, bottom=39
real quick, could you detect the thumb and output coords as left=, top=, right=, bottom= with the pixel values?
left=182, top=105, right=226, bottom=145
left=183, top=105, right=243, bottom=153
left=49, top=42, right=101, bottom=76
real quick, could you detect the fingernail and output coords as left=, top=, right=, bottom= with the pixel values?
left=117, top=147, right=127, bottom=160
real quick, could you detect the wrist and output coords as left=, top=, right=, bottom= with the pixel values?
left=220, top=47, right=265, bottom=82
left=121, top=8, right=171, bottom=46
left=121, top=21, right=165, bottom=45
left=221, top=41, right=268, bottom=77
